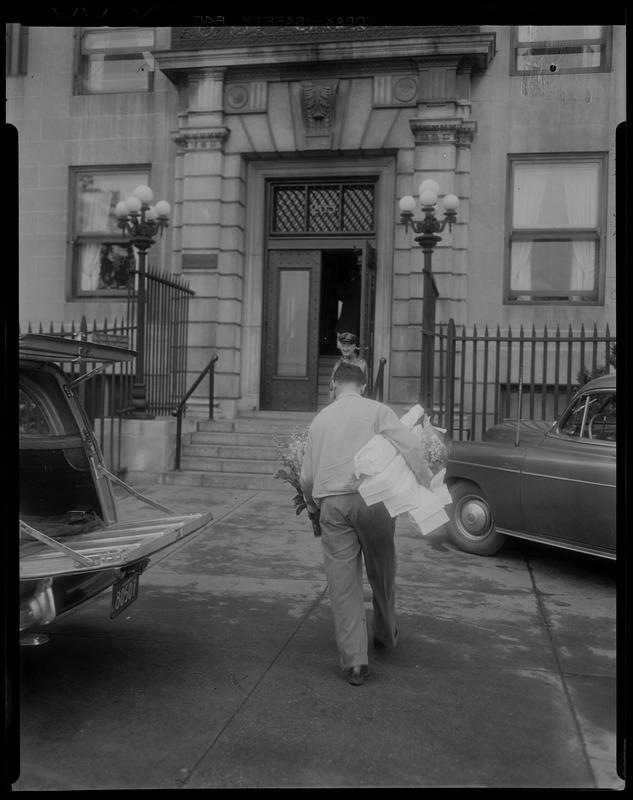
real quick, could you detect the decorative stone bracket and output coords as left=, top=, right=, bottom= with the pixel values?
left=300, top=79, right=339, bottom=148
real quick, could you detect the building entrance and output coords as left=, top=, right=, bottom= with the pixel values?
left=261, top=242, right=376, bottom=412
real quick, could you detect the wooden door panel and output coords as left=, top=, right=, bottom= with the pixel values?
left=262, top=250, right=321, bottom=411
left=359, top=240, right=376, bottom=387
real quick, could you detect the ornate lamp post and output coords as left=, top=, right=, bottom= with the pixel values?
left=399, top=180, right=459, bottom=410
left=115, top=185, right=171, bottom=417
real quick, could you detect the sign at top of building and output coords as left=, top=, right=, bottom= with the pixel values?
left=171, top=25, right=480, bottom=50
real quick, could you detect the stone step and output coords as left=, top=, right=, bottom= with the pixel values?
left=162, top=469, right=287, bottom=491
left=182, top=443, right=277, bottom=461
left=190, top=431, right=291, bottom=447
left=196, top=416, right=314, bottom=433
left=179, top=455, right=279, bottom=475
left=172, top=411, right=316, bottom=489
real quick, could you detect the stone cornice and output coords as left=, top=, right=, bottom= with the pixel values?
left=224, top=59, right=420, bottom=83
left=155, top=31, right=496, bottom=84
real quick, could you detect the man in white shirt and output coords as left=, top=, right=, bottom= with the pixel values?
left=300, top=362, right=433, bottom=685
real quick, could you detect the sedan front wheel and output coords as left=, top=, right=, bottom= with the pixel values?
left=446, top=480, right=506, bottom=556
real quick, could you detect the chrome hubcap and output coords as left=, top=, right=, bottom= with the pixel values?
left=459, top=499, right=491, bottom=537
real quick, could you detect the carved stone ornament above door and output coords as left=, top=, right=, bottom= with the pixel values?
left=300, top=79, right=339, bottom=148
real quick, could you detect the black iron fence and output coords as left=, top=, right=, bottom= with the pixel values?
left=126, top=266, right=194, bottom=416
left=20, top=267, right=195, bottom=471
left=428, top=320, right=616, bottom=441
left=19, top=315, right=135, bottom=471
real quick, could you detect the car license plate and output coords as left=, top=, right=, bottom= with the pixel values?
left=110, top=572, right=140, bottom=618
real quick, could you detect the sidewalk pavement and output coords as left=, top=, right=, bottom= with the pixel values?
left=16, top=482, right=624, bottom=791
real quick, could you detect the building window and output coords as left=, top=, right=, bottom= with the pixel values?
left=76, top=27, right=155, bottom=94
left=506, top=155, right=606, bottom=304
left=270, top=182, right=375, bottom=234
left=512, top=26, right=611, bottom=75
left=71, top=168, right=150, bottom=297
left=6, top=23, right=28, bottom=76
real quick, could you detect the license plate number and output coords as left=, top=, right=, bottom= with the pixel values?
left=110, top=573, right=140, bottom=618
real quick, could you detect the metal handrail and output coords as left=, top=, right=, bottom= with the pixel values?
left=171, top=354, right=218, bottom=470
left=370, top=357, right=387, bottom=401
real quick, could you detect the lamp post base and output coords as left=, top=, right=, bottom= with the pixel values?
left=130, top=383, right=154, bottom=419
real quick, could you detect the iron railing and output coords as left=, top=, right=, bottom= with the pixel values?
left=370, top=357, right=387, bottom=401
left=428, top=320, right=615, bottom=441
left=126, top=266, right=194, bottom=416
left=19, top=316, right=135, bottom=472
left=172, top=355, right=219, bottom=470
left=21, top=266, right=195, bottom=473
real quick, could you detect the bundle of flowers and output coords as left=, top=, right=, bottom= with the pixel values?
left=273, top=426, right=321, bottom=536
left=412, top=413, right=451, bottom=475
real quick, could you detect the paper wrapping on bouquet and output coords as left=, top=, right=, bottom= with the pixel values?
left=399, top=404, right=425, bottom=430
left=429, top=468, right=452, bottom=506
left=358, top=454, right=411, bottom=506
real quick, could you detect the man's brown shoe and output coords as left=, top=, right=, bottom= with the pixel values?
left=348, top=665, right=369, bottom=686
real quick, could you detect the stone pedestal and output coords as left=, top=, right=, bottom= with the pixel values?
left=94, top=417, right=197, bottom=480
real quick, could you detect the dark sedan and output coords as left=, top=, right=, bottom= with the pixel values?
left=444, top=374, right=616, bottom=559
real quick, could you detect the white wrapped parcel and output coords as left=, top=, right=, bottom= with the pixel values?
left=354, top=405, right=451, bottom=535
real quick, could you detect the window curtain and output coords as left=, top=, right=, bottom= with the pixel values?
left=80, top=244, right=102, bottom=291
left=79, top=187, right=113, bottom=233
left=563, top=170, right=597, bottom=291
left=87, top=54, right=105, bottom=92
left=78, top=185, right=113, bottom=289
left=511, top=169, right=548, bottom=291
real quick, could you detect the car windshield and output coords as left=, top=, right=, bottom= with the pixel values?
left=558, top=391, right=616, bottom=441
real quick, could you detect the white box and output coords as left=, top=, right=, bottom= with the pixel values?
left=382, top=470, right=419, bottom=517
left=407, top=485, right=445, bottom=522
left=354, top=434, right=399, bottom=477
left=413, top=508, right=450, bottom=536
left=359, top=455, right=410, bottom=505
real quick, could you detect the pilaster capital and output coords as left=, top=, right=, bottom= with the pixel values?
left=409, top=118, right=477, bottom=146
left=185, top=66, right=227, bottom=84
left=171, top=127, right=230, bottom=152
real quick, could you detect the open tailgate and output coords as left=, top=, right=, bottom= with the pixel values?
left=20, top=511, right=214, bottom=579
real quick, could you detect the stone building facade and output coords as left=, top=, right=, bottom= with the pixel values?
left=10, top=24, right=623, bottom=418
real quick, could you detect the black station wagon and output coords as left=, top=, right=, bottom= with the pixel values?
left=19, top=334, right=213, bottom=643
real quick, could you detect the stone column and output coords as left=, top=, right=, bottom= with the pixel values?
left=408, top=117, right=476, bottom=327
left=405, top=57, right=478, bottom=326
left=170, top=67, right=241, bottom=419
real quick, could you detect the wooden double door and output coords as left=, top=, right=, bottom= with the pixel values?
left=262, top=242, right=376, bottom=411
